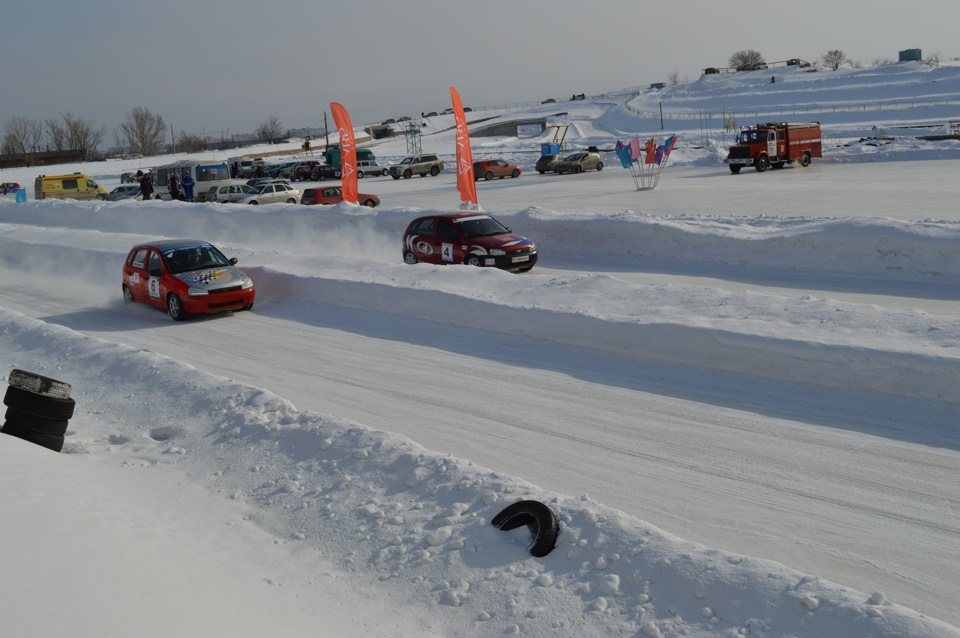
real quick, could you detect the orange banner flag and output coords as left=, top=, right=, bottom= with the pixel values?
left=329, top=102, right=357, bottom=203
left=450, top=87, right=478, bottom=208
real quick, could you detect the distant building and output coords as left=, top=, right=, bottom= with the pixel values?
left=899, top=48, right=922, bottom=62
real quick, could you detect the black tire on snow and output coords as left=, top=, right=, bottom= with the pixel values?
left=9, top=369, right=72, bottom=399
left=491, top=500, right=560, bottom=557
left=4, top=386, right=76, bottom=420
left=4, top=407, right=69, bottom=436
left=0, top=421, right=65, bottom=452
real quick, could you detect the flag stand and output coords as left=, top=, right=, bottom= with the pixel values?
left=615, top=135, right=678, bottom=192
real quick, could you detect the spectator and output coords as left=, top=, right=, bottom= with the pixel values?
left=140, top=171, right=154, bottom=200
left=181, top=172, right=195, bottom=201
left=168, top=173, right=181, bottom=200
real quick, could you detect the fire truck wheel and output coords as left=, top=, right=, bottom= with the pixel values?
left=729, top=165, right=741, bottom=174
left=799, top=152, right=811, bottom=167
left=755, top=155, right=769, bottom=172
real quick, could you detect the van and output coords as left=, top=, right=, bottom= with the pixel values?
left=34, top=173, right=107, bottom=200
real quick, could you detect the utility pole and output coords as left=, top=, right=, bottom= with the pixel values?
left=324, top=111, right=329, bottom=150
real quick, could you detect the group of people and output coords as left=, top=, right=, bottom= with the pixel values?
left=137, top=170, right=196, bottom=201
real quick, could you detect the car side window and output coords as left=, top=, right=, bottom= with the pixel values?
left=147, top=250, right=162, bottom=275
left=130, top=248, right=148, bottom=269
left=437, top=221, right=459, bottom=242
left=415, top=218, right=435, bottom=236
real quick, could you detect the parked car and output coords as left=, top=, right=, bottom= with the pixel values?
left=473, top=159, right=522, bottom=181
left=357, top=160, right=388, bottom=178
left=388, top=154, right=444, bottom=180
left=121, top=239, right=255, bottom=321
left=246, top=178, right=291, bottom=188
left=106, top=184, right=143, bottom=201
left=205, top=184, right=258, bottom=203
left=237, top=182, right=300, bottom=205
left=311, top=164, right=342, bottom=181
left=554, top=151, right=604, bottom=174
left=286, top=161, right=321, bottom=181
left=2, top=181, right=24, bottom=194
left=120, top=172, right=139, bottom=184
left=535, top=154, right=559, bottom=174
left=301, top=186, right=380, bottom=208
left=402, top=212, right=537, bottom=273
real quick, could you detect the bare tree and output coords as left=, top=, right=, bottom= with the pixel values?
left=255, top=116, right=284, bottom=142
left=820, top=49, right=848, bottom=71
left=667, top=70, right=686, bottom=86
left=927, top=51, right=941, bottom=67
left=871, top=57, right=895, bottom=67
left=729, top=49, right=765, bottom=71
left=176, top=130, right=206, bottom=152
left=2, top=116, right=44, bottom=156
left=118, top=106, right=166, bottom=156
left=46, top=113, right=105, bottom=156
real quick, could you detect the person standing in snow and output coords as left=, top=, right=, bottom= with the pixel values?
left=181, top=172, right=195, bottom=201
left=139, top=171, right=153, bottom=200
left=168, top=173, right=180, bottom=201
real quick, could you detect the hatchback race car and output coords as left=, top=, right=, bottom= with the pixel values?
left=122, top=239, right=255, bottom=321
left=402, top=212, right=537, bottom=272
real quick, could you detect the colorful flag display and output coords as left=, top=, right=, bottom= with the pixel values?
left=615, top=134, right=679, bottom=190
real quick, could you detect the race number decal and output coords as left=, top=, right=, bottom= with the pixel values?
left=148, top=277, right=161, bottom=300
left=441, top=243, right=454, bottom=262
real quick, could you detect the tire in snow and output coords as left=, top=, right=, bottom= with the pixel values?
left=491, top=500, right=560, bottom=557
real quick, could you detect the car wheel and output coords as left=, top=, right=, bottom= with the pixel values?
left=381, top=169, right=388, bottom=176
left=362, top=199, right=376, bottom=207
left=286, top=198, right=296, bottom=203
left=537, top=169, right=545, bottom=174
left=357, top=171, right=364, bottom=179
left=403, top=251, right=418, bottom=265
left=392, top=175, right=400, bottom=180
left=575, top=165, right=583, bottom=173
left=242, top=303, right=254, bottom=311
left=596, top=162, right=603, bottom=171
left=167, top=294, right=187, bottom=321
left=122, top=285, right=134, bottom=305
left=403, top=169, right=412, bottom=179
left=465, top=255, right=482, bottom=267
left=430, top=166, right=440, bottom=176
left=485, top=171, right=494, bottom=181
left=511, top=169, right=520, bottom=178
left=249, top=200, right=259, bottom=205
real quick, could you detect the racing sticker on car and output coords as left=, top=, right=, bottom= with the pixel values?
left=441, top=243, right=454, bottom=262
left=185, top=269, right=233, bottom=285
left=415, top=240, right=433, bottom=255
left=148, top=277, right=161, bottom=300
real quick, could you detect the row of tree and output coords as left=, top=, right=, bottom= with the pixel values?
left=2, top=107, right=287, bottom=160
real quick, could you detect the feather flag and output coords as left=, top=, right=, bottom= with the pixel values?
left=615, top=141, right=633, bottom=168
left=654, top=145, right=664, bottom=165
left=662, top=134, right=678, bottom=157
left=329, top=102, right=357, bottom=203
left=644, top=138, right=657, bottom=164
left=450, top=87, right=478, bottom=208
left=629, top=135, right=642, bottom=161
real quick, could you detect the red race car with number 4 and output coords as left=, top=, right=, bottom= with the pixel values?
left=122, top=239, right=255, bottom=321
left=402, top=212, right=538, bottom=273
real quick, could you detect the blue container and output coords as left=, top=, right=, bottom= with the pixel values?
left=541, top=143, right=560, bottom=156
left=15, top=188, right=27, bottom=203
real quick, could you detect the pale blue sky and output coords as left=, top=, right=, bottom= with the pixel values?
left=3, top=0, right=956, bottom=140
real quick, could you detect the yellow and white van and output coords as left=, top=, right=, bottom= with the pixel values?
left=34, top=173, right=108, bottom=200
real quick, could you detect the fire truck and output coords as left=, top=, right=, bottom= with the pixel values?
left=726, top=122, right=822, bottom=173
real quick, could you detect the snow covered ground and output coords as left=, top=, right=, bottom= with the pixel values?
left=1, top=62, right=959, bottom=636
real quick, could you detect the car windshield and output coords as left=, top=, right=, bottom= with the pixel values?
left=162, top=245, right=231, bottom=274
left=560, top=153, right=584, bottom=161
left=455, top=215, right=509, bottom=238
left=400, top=157, right=414, bottom=165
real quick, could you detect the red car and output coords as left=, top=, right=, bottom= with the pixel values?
left=402, top=212, right=538, bottom=272
left=300, top=186, right=380, bottom=208
left=122, top=239, right=255, bottom=321
left=472, top=159, right=522, bottom=181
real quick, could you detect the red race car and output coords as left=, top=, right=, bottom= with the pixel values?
left=122, top=239, right=255, bottom=321
left=402, top=212, right=538, bottom=273
left=300, top=186, right=380, bottom=208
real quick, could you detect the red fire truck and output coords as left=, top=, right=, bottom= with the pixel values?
left=726, top=122, right=822, bottom=173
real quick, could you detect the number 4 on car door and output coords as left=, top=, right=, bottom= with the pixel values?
left=441, top=243, right=454, bottom=262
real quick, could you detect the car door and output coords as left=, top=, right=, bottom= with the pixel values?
left=435, top=219, right=463, bottom=263
left=124, top=247, right=150, bottom=300
left=408, top=217, right=442, bottom=264
left=144, top=248, right=167, bottom=308
left=260, top=185, right=278, bottom=203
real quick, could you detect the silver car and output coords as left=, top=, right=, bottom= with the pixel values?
left=238, top=182, right=300, bottom=205
left=106, top=184, right=143, bottom=201
left=554, top=151, right=604, bottom=174
left=206, top=184, right=258, bottom=203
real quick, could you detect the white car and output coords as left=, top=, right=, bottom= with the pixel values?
left=106, top=184, right=142, bottom=201
left=238, top=182, right=300, bottom=205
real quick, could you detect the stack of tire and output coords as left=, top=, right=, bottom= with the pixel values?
left=2, top=369, right=74, bottom=452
